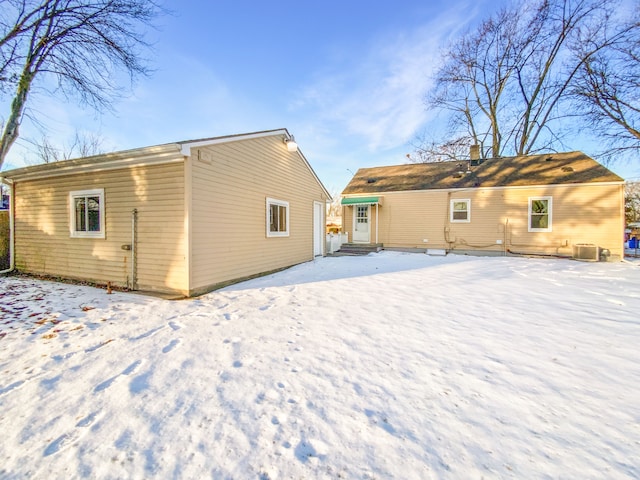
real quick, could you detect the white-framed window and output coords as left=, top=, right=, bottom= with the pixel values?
left=266, top=197, right=289, bottom=237
left=528, top=196, right=552, bottom=232
left=69, top=189, right=105, bottom=238
left=450, top=199, right=471, bottom=223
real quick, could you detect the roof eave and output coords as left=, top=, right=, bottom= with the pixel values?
left=343, top=179, right=625, bottom=195
left=178, top=129, right=290, bottom=156
left=0, top=143, right=184, bottom=182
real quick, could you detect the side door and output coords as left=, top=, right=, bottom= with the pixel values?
left=353, top=205, right=370, bottom=243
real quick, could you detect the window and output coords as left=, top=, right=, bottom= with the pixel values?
left=450, top=199, right=471, bottom=222
left=70, top=189, right=105, bottom=238
left=529, top=196, right=552, bottom=232
left=266, top=197, right=289, bottom=237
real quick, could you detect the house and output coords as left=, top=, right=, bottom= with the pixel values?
left=0, top=129, right=331, bottom=296
left=341, top=151, right=625, bottom=260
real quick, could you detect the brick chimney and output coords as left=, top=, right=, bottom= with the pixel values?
left=469, top=144, right=480, bottom=160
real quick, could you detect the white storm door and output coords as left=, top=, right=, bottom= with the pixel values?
left=313, top=201, right=323, bottom=256
left=353, top=205, right=370, bottom=243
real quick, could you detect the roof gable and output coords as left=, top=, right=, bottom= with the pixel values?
left=342, top=151, right=623, bottom=194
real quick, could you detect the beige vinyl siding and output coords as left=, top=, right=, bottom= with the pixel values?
left=189, top=135, right=328, bottom=292
left=344, top=183, right=624, bottom=258
left=13, top=162, right=187, bottom=293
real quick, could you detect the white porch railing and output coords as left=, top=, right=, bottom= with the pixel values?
left=326, top=233, right=348, bottom=254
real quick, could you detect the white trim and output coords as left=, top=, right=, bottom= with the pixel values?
left=293, top=147, right=332, bottom=201
left=0, top=129, right=332, bottom=204
left=180, top=129, right=289, bottom=156
left=69, top=188, right=106, bottom=239
left=352, top=204, right=371, bottom=243
left=450, top=198, right=471, bottom=223
left=180, top=130, right=332, bottom=200
left=528, top=196, right=553, bottom=232
left=375, top=203, right=379, bottom=244
left=184, top=156, right=193, bottom=291
left=266, top=197, right=290, bottom=237
left=0, top=178, right=15, bottom=274
left=2, top=145, right=184, bottom=182
left=343, top=181, right=624, bottom=197
left=313, top=201, right=324, bottom=256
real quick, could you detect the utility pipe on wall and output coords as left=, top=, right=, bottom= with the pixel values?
left=131, top=208, right=138, bottom=290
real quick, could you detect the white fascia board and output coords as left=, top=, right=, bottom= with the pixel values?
left=178, top=129, right=331, bottom=200
left=0, top=144, right=184, bottom=182
left=179, top=129, right=289, bottom=156
left=294, top=148, right=332, bottom=200
left=364, top=181, right=625, bottom=196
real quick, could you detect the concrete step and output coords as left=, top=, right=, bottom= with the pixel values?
left=337, top=243, right=383, bottom=255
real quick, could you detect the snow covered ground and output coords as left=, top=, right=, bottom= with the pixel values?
left=1, top=252, right=639, bottom=479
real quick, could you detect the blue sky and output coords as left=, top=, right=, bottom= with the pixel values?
left=2, top=0, right=638, bottom=192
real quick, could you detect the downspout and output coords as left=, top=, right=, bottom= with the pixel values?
left=131, top=208, right=138, bottom=290
left=504, top=219, right=509, bottom=256
left=0, top=178, right=15, bottom=274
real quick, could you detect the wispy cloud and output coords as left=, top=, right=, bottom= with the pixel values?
left=292, top=12, right=467, bottom=153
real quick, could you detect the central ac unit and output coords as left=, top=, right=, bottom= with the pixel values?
left=572, top=243, right=599, bottom=261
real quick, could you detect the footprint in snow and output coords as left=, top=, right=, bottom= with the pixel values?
left=76, top=411, right=100, bottom=428
left=94, top=360, right=142, bottom=393
left=121, top=360, right=142, bottom=375
left=162, top=339, right=181, bottom=354
left=43, top=432, right=77, bottom=457
left=43, top=411, right=100, bottom=457
left=0, top=380, right=26, bottom=397
left=233, top=357, right=254, bottom=368
left=168, top=321, right=184, bottom=331
left=130, top=326, right=165, bottom=341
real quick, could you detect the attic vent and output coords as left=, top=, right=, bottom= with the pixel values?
left=561, top=166, right=574, bottom=172
left=367, top=178, right=377, bottom=184
left=545, top=156, right=554, bottom=161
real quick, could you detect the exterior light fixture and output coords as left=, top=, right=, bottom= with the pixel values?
left=284, top=135, right=298, bottom=152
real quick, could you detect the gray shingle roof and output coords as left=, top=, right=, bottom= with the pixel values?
left=342, top=151, right=623, bottom=194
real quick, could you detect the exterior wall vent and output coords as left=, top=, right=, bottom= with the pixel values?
left=572, top=243, right=600, bottom=261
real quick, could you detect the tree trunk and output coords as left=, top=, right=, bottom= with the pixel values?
left=0, top=69, right=33, bottom=169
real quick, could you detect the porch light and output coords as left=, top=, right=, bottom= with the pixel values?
left=284, top=135, right=298, bottom=152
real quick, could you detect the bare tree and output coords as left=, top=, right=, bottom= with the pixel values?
left=429, top=4, right=534, bottom=158
left=408, top=134, right=471, bottom=163
left=626, top=181, right=640, bottom=224
left=25, top=130, right=105, bottom=163
left=31, top=134, right=58, bottom=163
left=572, top=10, right=640, bottom=161
left=0, top=0, right=164, bottom=169
left=425, top=0, right=638, bottom=160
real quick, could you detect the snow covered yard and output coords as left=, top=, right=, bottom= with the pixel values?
left=0, top=252, right=639, bottom=479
